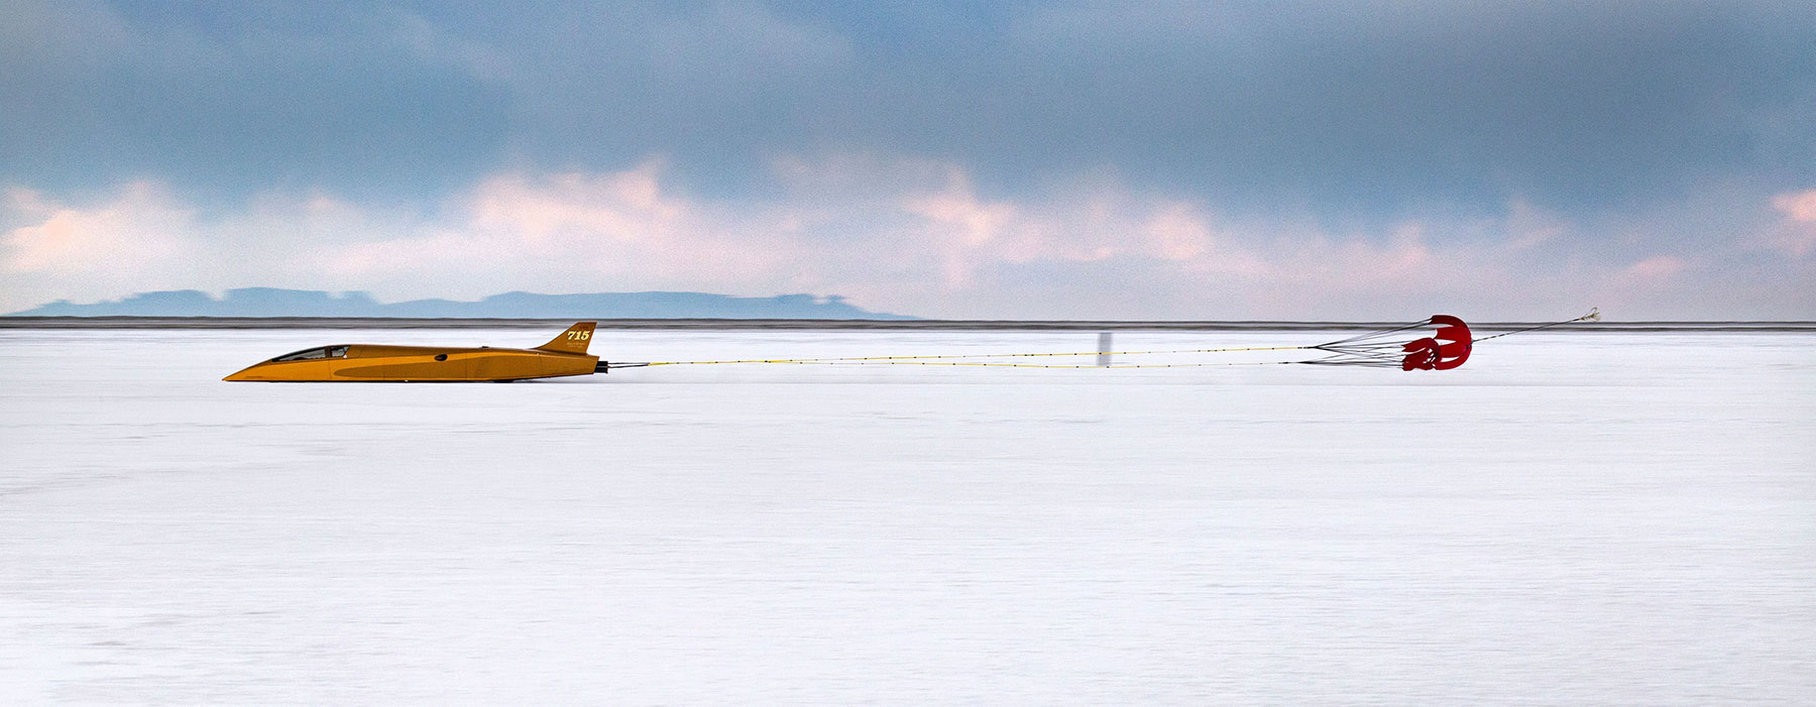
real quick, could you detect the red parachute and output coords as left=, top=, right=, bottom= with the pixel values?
left=1398, top=315, right=1472, bottom=370
left=1305, top=315, right=1476, bottom=371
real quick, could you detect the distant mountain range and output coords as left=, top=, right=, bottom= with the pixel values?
left=9, top=288, right=915, bottom=320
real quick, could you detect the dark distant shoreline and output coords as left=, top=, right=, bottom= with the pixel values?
left=2, top=317, right=1811, bottom=332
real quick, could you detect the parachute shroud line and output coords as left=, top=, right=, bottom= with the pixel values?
left=600, top=310, right=1601, bottom=373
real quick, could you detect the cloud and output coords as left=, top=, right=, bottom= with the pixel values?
left=1617, top=255, right=1690, bottom=285
left=324, top=162, right=797, bottom=293
left=0, top=0, right=512, bottom=202
left=8, top=3, right=1812, bottom=319
left=5, top=0, right=1813, bottom=225
left=2, top=182, right=195, bottom=286
left=6, top=157, right=1809, bottom=319
left=1774, top=189, right=1816, bottom=222
left=1768, top=188, right=1816, bottom=258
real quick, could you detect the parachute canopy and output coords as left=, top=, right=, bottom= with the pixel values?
left=1400, top=315, right=1472, bottom=371
left=1306, top=315, right=1474, bottom=371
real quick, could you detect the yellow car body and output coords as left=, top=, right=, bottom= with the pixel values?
left=224, top=322, right=601, bottom=382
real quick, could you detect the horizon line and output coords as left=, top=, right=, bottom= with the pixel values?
left=3, top=316, right=1812, bottom=333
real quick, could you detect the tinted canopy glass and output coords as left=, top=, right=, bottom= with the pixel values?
left=272, top=346, right=349, bottom=362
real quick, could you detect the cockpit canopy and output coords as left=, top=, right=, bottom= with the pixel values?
left=272, top=345, right=350, bottom=362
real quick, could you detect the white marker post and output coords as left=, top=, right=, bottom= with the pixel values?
left=1097, top=332, right=1113, bottom=367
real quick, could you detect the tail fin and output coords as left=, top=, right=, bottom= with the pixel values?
left=535, top=322, right=596, bottom=355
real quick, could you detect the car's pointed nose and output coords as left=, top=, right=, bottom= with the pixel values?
left=223, top=364, right=264, bottom=382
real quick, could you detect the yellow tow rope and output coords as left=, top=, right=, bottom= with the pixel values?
left=640, top=344, right=1312, bottom=368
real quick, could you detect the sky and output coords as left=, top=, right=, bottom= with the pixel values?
left=3, top=0, right=1813, bottom=319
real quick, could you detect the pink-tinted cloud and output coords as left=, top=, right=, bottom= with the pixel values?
left=2, top=159, right=1810, bottom=319
left=1768, top=188, right=1816, bottom=258
left=1619, top=255, right=1690, bottom=284
left=1773, top=189, right=1816, bottom=221
left=2, top=183, right=192, bottom=273
left=2, top=183, right=200, bottom=309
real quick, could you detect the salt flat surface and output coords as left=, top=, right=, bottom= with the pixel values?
left=2, top=328, right=1812, bottom=703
